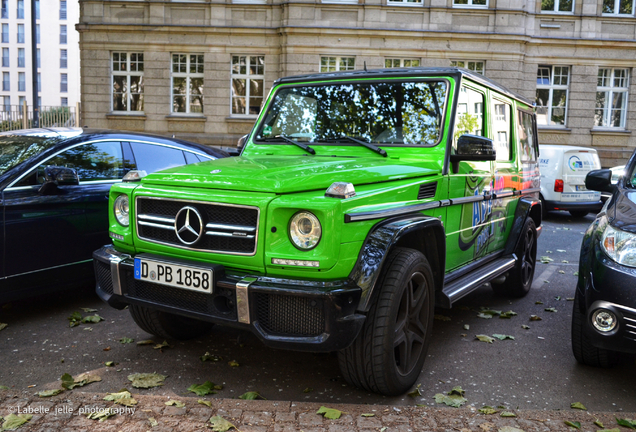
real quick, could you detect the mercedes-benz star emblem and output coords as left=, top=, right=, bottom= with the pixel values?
left=174, top=206, right=204, bottom=245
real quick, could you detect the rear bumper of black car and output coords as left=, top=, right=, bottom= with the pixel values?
left=93, top=245, right=365, bottom=352
left=578, top=246, right=636, bottom=354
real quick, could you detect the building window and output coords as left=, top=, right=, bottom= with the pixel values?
left=60, top=73, right=67, bottom=93
left=2, top=72, right=8, bottom=91
left=17, top=48, right=24, bottom=68
left=60, top=0, right=67, bottom=19
left=36, top=24, right=39, bottom=44
left=387, top=0, right=423, bottom=4
left=2, top=48, right=8, bottom=67
left=535, top=65, right=569, bottom=127
left=0, top=0, right=6, bottom=19
left=61, top=97, right=68, bottom=106
left=60, top=25, right=67, bottom=44
left=35, top=0, right=39, bottom=19
left=37, top=72, right=40, bottom=92
left=17, top=0, right=24, bottom=19
left=595, top=68, right=629, bottom=128
left=541, top=0, right=574, bottom=12
left=450, top=60, right=485, bottom=75
left=17, top=24, right=24, bottom=43
left=171, top=53, right=203, bottom=114
left=18, top=72, right=25, bottom=92
left=453, top=0, right=488, bottom=7
left=1, top=24, right=8, bottom=43
left=2, top=96, right=9, bottom=111
left=112, top=52, right=144, bottom=112
left=603, top=0, right=633, bottom=14
left=36, top=49, right=39, bottom=68
left=60, top=49, right=67, bottom=69
left=320, top=56, right=355, bottom=72
left=385, top=58, right=421, bottom=68
left=18, top=96, right=24, bottom=106
left=231, top=55, right=263, bottom=116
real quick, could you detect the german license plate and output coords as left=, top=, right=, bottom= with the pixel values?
left=134, top=258, right=213, bottom=293
left=575, top=185, right=587, bottom=191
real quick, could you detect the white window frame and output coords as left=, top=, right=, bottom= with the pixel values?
left=387, top=0, right=423, bottom=6
left=320, top=56, right=355, bottom=73
left=450, top=60, right=485, bottom=75
left=452, top=0, right=488, bottom=8
left=595, top=68, right=629, bottom=129
left=323, top=0, right=357, bottom=3
left=230, top=55, right=264, bottom=117
left=111, top=52, right=144, bottom=113
left=602, top=0, right=634, bottom=15
left=540, top=0, right=574, bottom=13
left=171, top=53, right=204, bottom=115
left=385, top=58, right=421, bottom=68
left=232, top=0, right=266, bottom=3
left=535, top=65, right=569, bottom=128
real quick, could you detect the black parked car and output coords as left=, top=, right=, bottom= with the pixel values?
left=0, top=128, right=227, bottom=302
left=572, top=149, right=636, bottom=366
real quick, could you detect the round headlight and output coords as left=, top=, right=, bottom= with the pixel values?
left=289, top=211, right=322, bottom=250
left=114, top=195, right=129, bottom=227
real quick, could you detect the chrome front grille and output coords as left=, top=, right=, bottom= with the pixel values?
left=624, top=313, right=636, bottom=342
left=136, top=197, right=259, bottom=255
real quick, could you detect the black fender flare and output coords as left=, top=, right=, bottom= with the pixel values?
left=348, top=215, right=445, bottom=312
left=503, top=196, right=542, bottom=256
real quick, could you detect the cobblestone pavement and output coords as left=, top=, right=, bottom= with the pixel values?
left=1, top=389, right=635, bottom=432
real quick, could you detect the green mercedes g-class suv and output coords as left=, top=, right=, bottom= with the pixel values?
left=94, top=67, right=541, bottom=396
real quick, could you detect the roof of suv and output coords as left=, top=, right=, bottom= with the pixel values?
left=273, top=67, right=534, bottom=107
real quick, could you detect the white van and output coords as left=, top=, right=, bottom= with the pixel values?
left=538, top=144, right=603, bottom=218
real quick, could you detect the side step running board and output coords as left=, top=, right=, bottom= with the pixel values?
left=437, top=256, right=517, bottom=308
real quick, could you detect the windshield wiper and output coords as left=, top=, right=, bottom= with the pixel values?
left=260, top=135, right=316, bottom=155
left=321, top=136, right=387, bottom=158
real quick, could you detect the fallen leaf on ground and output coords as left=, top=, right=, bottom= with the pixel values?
left=564, top=420, right=581, bottom=429
left=407, top=384, right=422, bottom=398
left=478, top=406, right=498, bottom=414
left=153, top=341, right=171, bottom=350
left=557, top=249, right=566, bottom=252
left=165, top=400, right=185, bottom=408
left=616, top=418, right=636, bottom=429
left=208, top=415, right=237, bottom=432
left=198, top=399, right=212, bottom=407
left=597, top=429, right=620, bottom=432
left=464, top=324, right=470, bottom=330
left=361, top=413, right=375, bottom=417
left=86, top=408, right=115, bottom=421
left=545, top=308, right=557, bottom=313
left=594, top=419, right=604, bottom=428
left=303, top=387, right=313, bottom=393
left=540, top=256, right=553, bottom=263
left=521, top=325, right=530, bottom=329
left=60, top=372, right=101, bottom=390
left=535, top=301, right=543, bottom=305
left=81, top=315, right=104, bottom=324
left=148, top=417, right=159, bottom=427
left=559, top=270, right=565, bottom=274
left=500, top=411, right=516, bottom=417
left=0, top=323, right=7, bottom=331
left=68, top=312, right=82, bottom=327
left=200, top=352, right=222, bottom=362
left=228, top=360, right=239, bottom=367
left=316, top=406, right=343, bottom=419
left=562, top=260, right=569, bottom=263
left=127, top=373, right=166, bottom=389
left=37, top=389, right=63, bottom=397
left=498, top=427, right=524, bottom=432
left=105, top=361, right=116, bottom=367
left=1, top=413, right=32, bottom=429
left=238, top=391, right=265, bottom=400
left=477, top=313, right=493, bottom=319
left=492, top=334, right=515, bottom=340
left=434, top=392, right=467, bottom=407
left=104, top=390, right=137, bottom=406
left=499, top=311, right=517, bottom=319
left=567, top=297, right=575, bottom=301
left=530, top=315, right=542, bottom=321
left=570, top=402, right=586, bottom=410
left=0, top=385, right=9, bottom=390
left=80, top=308, right=97, bottom=313
left=434, top=315, right=451, bottom=321
left=188, top=381, right=218, bottom=396
left=136, top=339, right=155, bottom=346
left=475, top=334, right=495, bottom=343
left=119, top=337, right=134, bottom=344
left=103, top=347, right=111, bottom=351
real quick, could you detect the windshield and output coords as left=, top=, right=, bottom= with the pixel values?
left=0, top=135, right=65, bottom=176
left=255, top=80, right=448, bottom=146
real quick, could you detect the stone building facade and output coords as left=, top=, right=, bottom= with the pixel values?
left=78, top=0, right=636, bottom=166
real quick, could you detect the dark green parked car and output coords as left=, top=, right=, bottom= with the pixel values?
left=94, top=67, right=542, bottom=395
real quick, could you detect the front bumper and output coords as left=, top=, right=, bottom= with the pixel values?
left=93, top=245, right=365, bottom=352
left=578, top=245, right=636, bottom=354
left=543, top=199, right=603, bottom=213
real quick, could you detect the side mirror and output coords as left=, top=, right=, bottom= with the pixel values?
left=450, top=134, right=496, bottom=163
left=586, top=169, right=615, bottom=194
left=44, top=166, right=79, bottom=186
left=237, top=134, right=248, bottom=155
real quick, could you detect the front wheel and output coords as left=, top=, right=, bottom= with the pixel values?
left=129, top=304, right=213, bottom=340
left=338, top=247, right=435, bottom=396
left=492, top=218, right=537, bottom=297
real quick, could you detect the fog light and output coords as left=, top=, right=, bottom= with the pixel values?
left=592, top=309, right=617, bottom=332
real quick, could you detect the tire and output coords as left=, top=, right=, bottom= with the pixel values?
left=569, top=210, right=588, bottom=218
left=492, top=218, right=537, bottom=298
left=129, top=304, right=213, bottom=340
left=338, top=247, right=435, bottom=396
left=571, top=290, right=618, bottom=368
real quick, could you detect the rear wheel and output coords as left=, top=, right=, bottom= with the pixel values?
left=338, top=247, right=435, bottom=395
left=569, top=210, right=588, bottom=218
left=571, top=290, right=618, bottom=368
left=492, top=218, right=537, bottom=297
left=129, top=304, right=213, bottom=340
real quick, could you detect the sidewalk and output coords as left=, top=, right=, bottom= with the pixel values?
left=1, top=389, right=634, bottom=432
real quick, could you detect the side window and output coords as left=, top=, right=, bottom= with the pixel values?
left=184, top=151, right=202, bottom=164
left=517, top=110, right=537, bottom=162
left=13, top=141, right=124, bottom=186
left=492, top=99, right=512, bottom=161
left=453, top=85, right=484, bottom=148
left=131, top=142, right=187, bottom=174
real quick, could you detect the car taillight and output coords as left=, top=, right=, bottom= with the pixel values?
left=554, top=179, right=564, bottom=193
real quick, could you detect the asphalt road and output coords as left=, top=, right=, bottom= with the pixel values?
left=1, top=210, right=634, bottom=413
